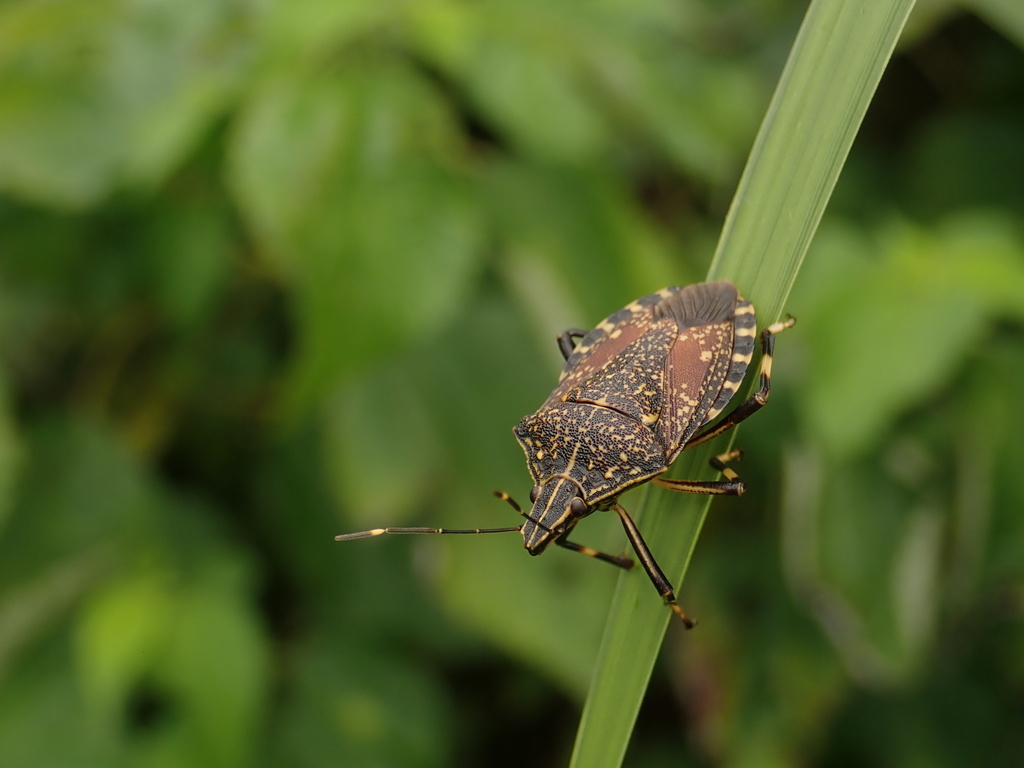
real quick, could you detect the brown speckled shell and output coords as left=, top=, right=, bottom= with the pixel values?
left=514, top=281, right=756, bottom=506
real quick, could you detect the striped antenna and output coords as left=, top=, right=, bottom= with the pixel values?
left=335, top=525, right=521, bottom=542
left=335, top=491, right=528, bottom=541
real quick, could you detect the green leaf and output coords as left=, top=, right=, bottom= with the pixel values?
left=283, top=161, right=485, bottom=412
left=271, top=638, right=452, bottom=768
left=0, top=0, right=124, bottom=206
left=153, top=566, right=270, bottom=768
left=75, top=569, right=177, bottom=722
left=0, top=0, right=252, bottom=207
left=967, top=0, right=1024, bottom=50
left=230, top=61, right=486, bottom=413
left=143, top=191, right=234, bottom=332
left=229, top=61, right=462, bottom=267
left=324, top=363, right=442, bottom=524
left=466, top=39, right=608, bottom=161
left=797, top=214, right=1024, bottom=457
left=571, top=1, right=918, bottom=766
left=0, top=377, right=20, bottom=537
left=486, top=162, right=678, bottom=323
left=0, top=639, right=119, bottom=768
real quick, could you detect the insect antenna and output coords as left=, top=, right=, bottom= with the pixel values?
left=335, top=492, right=529, bottom=542
left=335, top=524, right=522, bottom=542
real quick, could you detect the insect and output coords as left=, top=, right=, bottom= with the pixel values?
left=336, top=281, right=794, bottom=627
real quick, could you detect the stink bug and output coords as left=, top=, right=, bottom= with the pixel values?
left=336, top=281, right=794, bottom=626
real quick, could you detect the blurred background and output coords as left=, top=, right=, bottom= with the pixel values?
left=1, top=0, right=1023, bottom=766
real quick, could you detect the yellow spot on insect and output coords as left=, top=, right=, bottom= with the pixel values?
left=642, top=413, right=659, bottom=424
left=619, top=452, right=628, bottom=462
left=536, top=450, right=545, bottom=459
left=700, top=350, right=712, bottom=362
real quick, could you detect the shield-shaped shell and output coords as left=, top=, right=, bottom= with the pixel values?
left=513, top=281, right=757, bottom=547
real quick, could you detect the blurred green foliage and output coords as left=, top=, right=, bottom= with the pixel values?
left=0, top=1, right=1022, bottom=767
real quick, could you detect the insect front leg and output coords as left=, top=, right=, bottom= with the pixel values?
left=685, top=316, right=796, bottom=450
left=612, top=502, right=697, bottom=628
left=555, top=534, right=634, bottom=569
left=556, top=328, right=588, bottom=361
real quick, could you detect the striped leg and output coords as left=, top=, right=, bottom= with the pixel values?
left=685, top=316, right=796, bottom=450
left=613, top=502, right=697, bottom=628
left=556, top=535, right=634, bottom=569
left=652, top=450, right=745, bottom=495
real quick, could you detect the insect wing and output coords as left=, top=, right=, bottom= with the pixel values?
left=658, top=319, right=735, bottom=457
left=563, top=322, right=676, bottom=423
left=544, top=288, right=677, bottom=408
left=527, top=280, right=757, bottom=475
left=659, top=290, right=757, bottom=462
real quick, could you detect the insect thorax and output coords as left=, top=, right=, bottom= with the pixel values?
left=514, top=401, right=668, bottom=505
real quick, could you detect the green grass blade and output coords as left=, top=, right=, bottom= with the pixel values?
left=569, top=1, right=917, bottom=766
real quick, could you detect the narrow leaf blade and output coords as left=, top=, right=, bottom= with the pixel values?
left=570, top=1, right=917, bottom=766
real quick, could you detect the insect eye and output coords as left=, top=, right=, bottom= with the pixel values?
left=570, top=498, right=588, bottom=515
left=529, top=486, right=541, bottom=503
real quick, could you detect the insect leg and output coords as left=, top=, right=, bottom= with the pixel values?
left=613, top=503, right=696, bottom=628
left=555, top=534, right=634, bottom=569
left=652, top=450, right=745, bottom=495
left=556, top=328, right=588, bottom=360
left=685, top=316, right=796, bottom=450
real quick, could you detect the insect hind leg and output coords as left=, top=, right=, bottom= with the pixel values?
left=556, top=328, right=588, bottom=361
left=685, top=315, right=795, bottom=450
